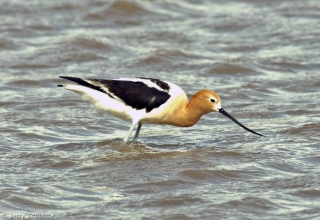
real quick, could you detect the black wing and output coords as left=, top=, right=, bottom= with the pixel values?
left=59, top=76, right=171, bottom=113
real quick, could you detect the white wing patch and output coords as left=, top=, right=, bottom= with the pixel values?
left=84, top=79, right=125, bottom=104
left=116, top=78, right=168, bottom=93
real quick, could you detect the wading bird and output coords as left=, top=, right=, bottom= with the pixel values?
left=58, top=76, right=263, bottom=143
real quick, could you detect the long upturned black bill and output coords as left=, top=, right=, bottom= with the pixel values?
left=219, top=108, right=263, bottom=136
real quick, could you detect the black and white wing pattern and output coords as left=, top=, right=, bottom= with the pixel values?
left=59, top=76, right=171, bottom=113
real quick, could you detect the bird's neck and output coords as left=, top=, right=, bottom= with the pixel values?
left=166, top=93, right=208, bottom=127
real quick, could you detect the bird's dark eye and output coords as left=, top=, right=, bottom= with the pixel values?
left=210, top=98, right=215, bottom=103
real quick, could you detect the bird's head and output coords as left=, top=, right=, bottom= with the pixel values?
left=195, top=90, right=263, bottom=136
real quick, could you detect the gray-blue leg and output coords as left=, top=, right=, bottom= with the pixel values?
left=124, top=122, right=137, bottom=143
left=132, top=123, right=142, bottom=143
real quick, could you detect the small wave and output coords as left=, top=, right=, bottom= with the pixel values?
left=87, top=0, right=155, bottom=21
left=208, top=63, right=259, bottom=75
left=281, top=122, right=319, bottom=136
left=179, top=169, right=242, bottom=181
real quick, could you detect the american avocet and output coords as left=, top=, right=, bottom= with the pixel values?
left=58, top=76, right=263, bottom=143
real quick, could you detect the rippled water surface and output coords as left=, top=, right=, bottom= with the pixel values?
left=1, top=0, right=320, bottom=219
